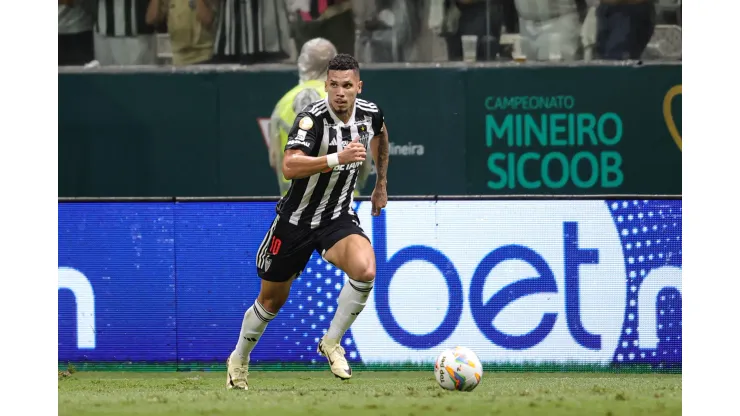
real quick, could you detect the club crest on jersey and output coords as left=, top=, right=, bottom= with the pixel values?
left=358, top=123, right=372, bottom=142
left=299, top=116, right=313, bottom=131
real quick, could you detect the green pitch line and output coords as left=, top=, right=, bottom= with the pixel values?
left=58, top=371, right=681, bottom=416
left=58, top=361, right=681, bottom=374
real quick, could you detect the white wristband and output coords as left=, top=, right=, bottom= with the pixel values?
left=326, top=153, right=340, bottom=168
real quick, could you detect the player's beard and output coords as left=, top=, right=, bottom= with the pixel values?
left=331, top=99, right=353, bottom=117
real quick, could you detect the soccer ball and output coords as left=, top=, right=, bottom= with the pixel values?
left=434, top=346, right=483, bottom=392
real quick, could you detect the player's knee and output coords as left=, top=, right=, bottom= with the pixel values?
left=257, top=292, right=289, bottom=314
left=353, top=262, right=375, bottom=283
left=258, top=297, right=286, bottom=314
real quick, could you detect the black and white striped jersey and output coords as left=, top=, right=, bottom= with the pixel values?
left=95, top=0, right=153, bottom=37
left=213, top=0, right=291, bottom=62
left=276, top=97, right=385, bottom=229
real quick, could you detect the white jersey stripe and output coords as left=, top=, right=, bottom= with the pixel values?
left=114, top=0, right=126, bottom=36
left=240, top=0, right=248, bottom=54
left=356, top=103, right=379, bottom=113
left=356, top=99, right=378, bottom=109
left=226, top=0, right=234, bottom=55
left=257, top=0, right=264, bottom=52
left=97, top=0, right=107, bottom=34
left=310, top=102, right=327, bottom=116
left=245, top=0, right=254, bottom=54
left=214, top=0, right=225, bottom=52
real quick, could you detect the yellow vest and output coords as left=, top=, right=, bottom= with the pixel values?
left=276, top=80, right=326, bottom=154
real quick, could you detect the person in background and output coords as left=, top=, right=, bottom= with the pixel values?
left=428, top=0, right=503, bottom=62
left=146, top=0, right=218, bottom=65
left=595, top=0, right=656, bottom=60
left=210, top=0, right=292, bottom=65
left=353, top=0, right=423, bottom=63
left=676, top=0, right=680, bottom=26
left=581, top=0, right=599, bottom=60
left=268, top=38, right=372, bottom=196
left=94, top=0, right=157, bottom=65
left=500, top=0, right=520, bottom=34
left=59, top=0, right=96, bottom=66
left=287, top=0, right=356, bottom=56
left=513, top=0, right=586, bottom=61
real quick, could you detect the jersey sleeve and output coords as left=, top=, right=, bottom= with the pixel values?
left=285, top=112, right=320, bottom=154
left=372, top=105, right=385, bottom=135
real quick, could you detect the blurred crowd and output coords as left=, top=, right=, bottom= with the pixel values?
left=59, top=0, right=681, bottom=67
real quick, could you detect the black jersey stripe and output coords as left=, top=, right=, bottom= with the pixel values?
left=124, top=0, right=133, bottom=37
left=104, top=0, right=115, bottom=35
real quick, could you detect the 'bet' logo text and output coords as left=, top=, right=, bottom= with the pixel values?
left=351, top=201, right=627, bottom=364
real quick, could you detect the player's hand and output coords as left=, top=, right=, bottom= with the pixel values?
left=338, top=137, right=366, bottom=165
left=371, top=183, right=387, bottom=216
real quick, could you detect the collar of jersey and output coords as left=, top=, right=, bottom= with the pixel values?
left=325, top=97, right=356, bottom=127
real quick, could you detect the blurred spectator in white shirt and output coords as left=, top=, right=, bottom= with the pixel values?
left=513, top=0, right=586, bottom=61
left=354, top=0, right=423, bottom=63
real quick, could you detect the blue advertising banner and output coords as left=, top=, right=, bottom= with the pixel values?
left=58, top=203, right=177, bottom=362
left=58, top=200, right=682, bottom=367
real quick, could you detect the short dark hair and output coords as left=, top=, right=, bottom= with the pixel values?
left=328, top=53, right=360, bottom=73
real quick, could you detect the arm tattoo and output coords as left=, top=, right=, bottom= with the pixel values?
left=376, top=131, right=389, bottom=183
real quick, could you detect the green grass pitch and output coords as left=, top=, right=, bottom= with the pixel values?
left=58, top=370, right=681, bottom=415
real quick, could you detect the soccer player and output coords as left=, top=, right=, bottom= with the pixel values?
left=227, top=53, right=390, bottom=390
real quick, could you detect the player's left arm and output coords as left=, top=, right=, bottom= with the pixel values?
left=370, top=122, right=389, bottom=216
left=356, top=145, right=373, bottom=194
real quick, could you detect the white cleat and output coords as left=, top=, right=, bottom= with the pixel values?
left=226, top=354, right=249, bottom=390
left=317, top=337, right=352, bottom=380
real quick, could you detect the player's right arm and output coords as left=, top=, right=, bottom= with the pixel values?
left=282, top=113, right=366, bottom=180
